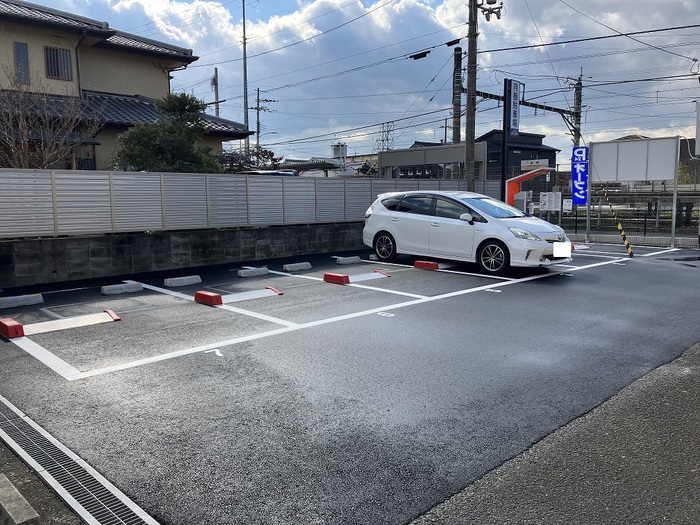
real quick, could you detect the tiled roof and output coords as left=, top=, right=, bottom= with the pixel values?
left=85, top=91, right=253, bottom=139
left=0, top=0, right=196, bottom=63
left=102, top=33, right=196, bottom=62
left=0, top=0, right=111, bottom=33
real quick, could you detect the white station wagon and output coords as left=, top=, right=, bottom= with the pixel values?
left=363, top=190, right=572, bottom=274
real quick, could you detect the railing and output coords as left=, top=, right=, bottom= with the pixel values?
left=562, top=195, right=698, bottom=238
left=0, top=169, right=483, bottom=239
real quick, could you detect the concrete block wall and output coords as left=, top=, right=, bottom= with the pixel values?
left=0, top=223, right=366, bottom=289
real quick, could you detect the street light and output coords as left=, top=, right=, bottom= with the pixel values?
left=464, top=0, right=503, bottom=190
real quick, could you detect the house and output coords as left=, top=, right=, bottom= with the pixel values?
left=0, top=0, right=252, bottom=170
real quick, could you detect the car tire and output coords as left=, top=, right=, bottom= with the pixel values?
left=374, top=232, right=397, bottom=261
left=477, top=240, right=509, bottom=275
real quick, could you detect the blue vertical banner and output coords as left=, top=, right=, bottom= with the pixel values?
left=505, top=79, right=520, bottom=137
left=571, top=146, right=589, bottom=205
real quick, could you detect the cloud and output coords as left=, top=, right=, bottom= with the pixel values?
left=45, top=0, right=700, bottom=162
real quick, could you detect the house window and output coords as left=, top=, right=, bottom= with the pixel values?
left=13, top=42, right=29, bottom=85
left=44, top=46, right=72, bottom=80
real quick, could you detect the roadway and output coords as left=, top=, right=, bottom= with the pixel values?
left=0, top=244, right=698, bottom=524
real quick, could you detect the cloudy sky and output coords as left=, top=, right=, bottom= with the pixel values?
left=42, top=0, right=700, bottom=165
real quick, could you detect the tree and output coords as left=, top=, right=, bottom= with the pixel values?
left=250, top=145, right=283, bottom=168
left=218, top=145, right=282, bottom=173
left=0, top=65, right=104, bottom=169
left=115, top=93, right=221, bottom=173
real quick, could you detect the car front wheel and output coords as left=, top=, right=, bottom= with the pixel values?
left=374, top=232, right=397, bottom=261
left=478, top=240, right=509, bottom=275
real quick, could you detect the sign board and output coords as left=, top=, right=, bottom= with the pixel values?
left=505, top=79, right=520, bottom=137
left=562, top=198, right=573, bottom=212
left=571, top=146, right=589, bottom=205
left=520, top=159, right=548, bottom=171
left=589, top=137, right=679, bottom=182
left=540, top=192, right=562, bottom=212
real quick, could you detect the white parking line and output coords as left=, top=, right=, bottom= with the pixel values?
left=268, top=269, right=427, bottom=298
left=572, top=252, right=625, bottom=259
left=434, top=268, right=515, bottom=280
left=361, top=258, right=514, bottom=280
left=14, top=255, right=630, bottom=381
left=346, top=283, right=427, bottom=298
left=267, top=270, right=323, bottom=282
left=10, top=337, right=82, bottom=381
left=136, top=281, right=298, bottom=328
left=639, top=248, right=680, bottom=257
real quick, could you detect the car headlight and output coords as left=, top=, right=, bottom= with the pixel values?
left=508, top=227, right=542, bottom=241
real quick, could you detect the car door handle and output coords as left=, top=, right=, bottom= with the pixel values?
left=430, top=222, right=440, bottom=227
left=391, top=218, right=399, bottom=222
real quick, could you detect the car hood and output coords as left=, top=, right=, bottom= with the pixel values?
left=500, top=216, right=563, bottom=234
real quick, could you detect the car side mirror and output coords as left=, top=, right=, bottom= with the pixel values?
left=460, top=212, right=474, bottom=224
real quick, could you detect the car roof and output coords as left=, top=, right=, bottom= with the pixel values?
left=376, top=190, right=488, bottom=199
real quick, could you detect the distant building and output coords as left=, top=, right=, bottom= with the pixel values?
left=476, top=130, right=559, bottom=181
left=0, top=0, right=252, bottom=169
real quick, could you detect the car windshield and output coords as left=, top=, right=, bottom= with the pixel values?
left=461, top=197, right=525, bottom=218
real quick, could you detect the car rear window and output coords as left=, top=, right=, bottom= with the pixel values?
left=381, top=196, right=403, bottom=211
left=397, top=195, right=432, bottom=215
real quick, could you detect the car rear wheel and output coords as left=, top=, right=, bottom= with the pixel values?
left=478, top=240, right=509, bottom=275
left=374, top=232, right=397, bottom=261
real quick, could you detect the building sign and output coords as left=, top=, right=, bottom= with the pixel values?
left=571, top=146, right=589, bottom=205
left=520, top=159, right=548, bottom=171
left=506, top=79, right=520, bottom=137
left=540, top=192, right=562, bottom=212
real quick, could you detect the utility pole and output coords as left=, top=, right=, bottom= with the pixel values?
left=212, top=67, right=220, bottom=118
left=465, top=0, right=503, bottom=190
left=452, top=46, right=462, bottom=145
left=573, top=73, right=583, bottom=147
left=464, top=1, right=478, bottom=189
left=253, top=88, right=277, bottom=149
left=242, top=0, right=250, bottom=157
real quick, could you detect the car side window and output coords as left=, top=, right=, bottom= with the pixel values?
left=381, top=196, right=402, bottom=211
left=434, top=198, right=467, bottom=220
left=397, top=195, right=433, bottom=215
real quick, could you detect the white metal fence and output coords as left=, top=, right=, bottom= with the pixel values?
left=0, top=170, right=491, bottom=239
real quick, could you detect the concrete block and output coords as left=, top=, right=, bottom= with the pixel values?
left=414, top=260, right=439, bottom=270
left=101, top=282, right=143, bottom=295
left=323, top=273, right=350, bottom=285
left=0, top=294, right=44, bottom=309
left=238, top=267, right=269, bottom=278
left=164, top=275, right=202, bottom=287
left=283, top=262, right=312, bottom=272
left=195, top=291, right=223, bottom=306
left=0, top=318, right=24, bottom=339
left=0, top=474, right=40, bottom=524
left=336, top=256, right=362, bottom=265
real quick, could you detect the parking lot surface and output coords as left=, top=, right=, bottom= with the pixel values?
left=1, top=244, right=699, bottom=524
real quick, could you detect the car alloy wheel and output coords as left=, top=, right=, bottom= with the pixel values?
left=478, top=241, right=508, bottom=274
left=374, top=232, right=397, bottom=261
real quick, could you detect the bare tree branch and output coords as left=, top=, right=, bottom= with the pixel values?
left=0, top=62, right=104, bottom=169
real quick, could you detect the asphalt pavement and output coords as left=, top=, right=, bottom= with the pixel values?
left=2, top=340, right=699, bottom=524
left=0, top=247, right=700, bottom=525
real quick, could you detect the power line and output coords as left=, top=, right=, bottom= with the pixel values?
left=189, top=0, right=398, bottom=68
left=480, top=24, right=700, bottom=55
left=556, top=0, right=698, bottom=65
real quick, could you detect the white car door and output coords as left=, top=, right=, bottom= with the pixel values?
left=428, top=197, right=476, bottom=260
left=391, top=195, right=433, bottom=255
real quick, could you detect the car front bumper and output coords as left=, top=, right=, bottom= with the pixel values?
left=508, top=238, right=572, bottom=267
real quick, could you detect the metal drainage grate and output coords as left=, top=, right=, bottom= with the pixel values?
left=0, top=396, right=158, bottom=525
